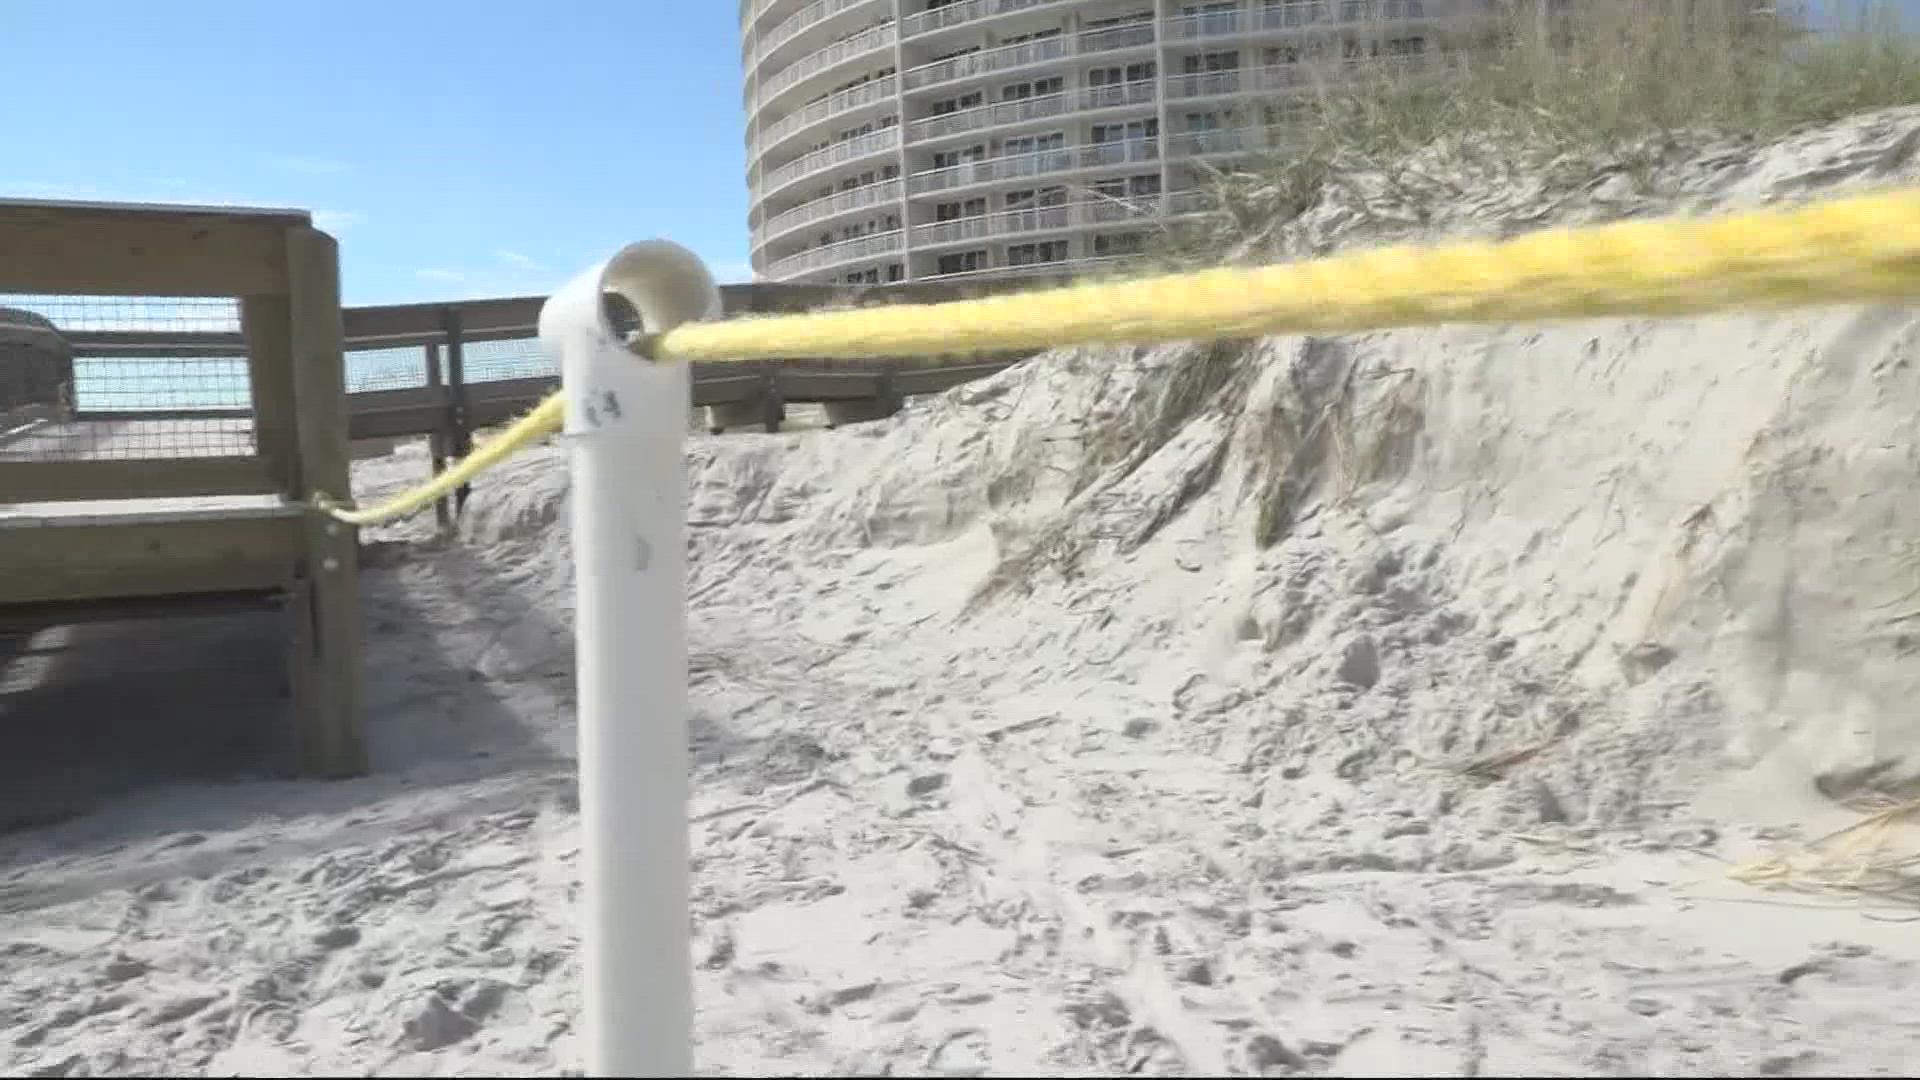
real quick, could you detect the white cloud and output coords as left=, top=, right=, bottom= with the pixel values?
left=414, top=268, right=468, bottom=283
left=493, top=249, right=544, bottom=271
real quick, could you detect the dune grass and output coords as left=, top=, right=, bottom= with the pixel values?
left=1158, top=0, right=1920, bottom=257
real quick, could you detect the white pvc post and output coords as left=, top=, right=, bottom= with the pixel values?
left=539, top=241, right=720, bottom=1078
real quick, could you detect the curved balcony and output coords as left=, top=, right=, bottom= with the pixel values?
left=755, top=178, right=904, bottom=251
left=757, top=126, right=901, bottom=203
left=913, top=204, right=1071, bottom=247
left=745, top=0, right=808, bottom=32
left=900, top=0, right=1075, bottom=38
left=1165, top=54, right=1446, bottom=102
left=765, top=229, right=904, bottom=279
left=921, top=252, right=1140, bottom=282
left=911, top=189, right=1219, bottom=247
left=902, top=21, right=1154, bottom=92
left=907, top=137, right=1159, bottom=196
left=906, top=78, right=1154, bottom=144
left=1166, top=126, right=1274, bottom=159
left=751, top=0, right=887, bottom=75
left=753, top=76, right=897, bottom=166
left=756, top=22, right=897, bottom=112
left=1163, top=0, right=1438, bottom=42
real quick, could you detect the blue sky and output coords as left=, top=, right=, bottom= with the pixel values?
left=5, top=1, right=1918, bottom=306
left=3, top=1, right=750, bottom=306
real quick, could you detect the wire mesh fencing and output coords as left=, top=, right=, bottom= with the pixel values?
left=0, top=295, right=256, bottom=461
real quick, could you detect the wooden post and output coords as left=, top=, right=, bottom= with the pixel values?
left=242, top=294, right=300, bottom=495
left=286, top=226, right=365, bottom=778
left=761, top=363, right=784, bottom=433
left=442, top=305, right=474, bottom=515
left=423, top=342, right=452, bottom=533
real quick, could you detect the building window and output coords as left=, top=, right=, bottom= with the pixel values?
left=1094, top=233, right=1147, bottom=257
left=1265, top=0, right=1329, bottom=26
left=937, top=250, right=988, bottom=276
left=1093, top=174, right=1161, bottom=199
left=1182, top=1, right=1240, bottom=34
left=931, top=145, right=985, bottom=170
left=934, top=197, right=988, bottom=222
left=1003, top=132, right=1065, bottom=156
left=1085, top=9, right=1154, bottom=29
left=1001, top=27, right=1063, bottom=45
left=1007, top=241, right=1068, bottom=266
left=1087, top=62, right=1156, bottom=86
left=929, top=91, right=984, bottom=116
left=887, top=263, right=905, bottom=283
left=1001, top=76, right=1064, bottom=101
left=1183, top=50, right=1241, bottom=74
left=1091, top=118, right=1158, bottom=143
left=1005, top=186, right=1067, bottom=210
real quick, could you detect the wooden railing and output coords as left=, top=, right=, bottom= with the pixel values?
left=60, top=278, right=1047, bottom=515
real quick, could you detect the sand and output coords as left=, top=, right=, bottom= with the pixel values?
left=9, top=107, right=1920, bottom=1076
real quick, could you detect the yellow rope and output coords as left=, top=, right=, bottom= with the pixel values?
left=317, top=185, right=1920, bottom=526
left=652, top=186, right=1920, bottom=361
left=316, top=392, right=564, bottom=527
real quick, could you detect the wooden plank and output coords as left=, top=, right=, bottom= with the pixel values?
left=0, top=515, right=302, bottom=605
left=74, top=407, right=253, bottom=422
left=691, top=373, right=771, bottom=408
left=0, top=457, right=275, bottom=502
left=423, top=343, right=452, bottom=532
left=0, top=589, right=283, bottom=635
left=69, top=331, right=251, bottom=358
left=0, top=493, right=300, bottom=529
left=69, top=324, right=538, bottom=357
left=0, top=202, right=296, bottom=296
left=348, top=403, right=443, bottom=441
left=893, top=361, right=1020, bottom=396
left=343, top=295, right=544, bottom=341
left=775, top=370, right=885, bottom=401
left=243, top=293, right=301, bottom=494
left=442, top=307, right=474, bottom=514
left=463, top=373, right=557, bottom=406
left=286, top=226, right=366, bottom=779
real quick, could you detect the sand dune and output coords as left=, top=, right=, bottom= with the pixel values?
left=9, top=108, right=1920, bottom=1076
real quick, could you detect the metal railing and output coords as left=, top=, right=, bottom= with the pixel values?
left=1164, top=0, right=1436, bottom=40
left=758, top=178, right=904, bottom=249
left=754, top=76, right=897, bottom=161
left=1166, top=52, right=1463, bottom=100
left=908, top=136, right=1160, bottom=194
left=907, top=78, right=1155, bottom=142
left=760, top=126, right=901, bottom=198
left=765, top=229, right=906, bottom=278
left=758, top=21, right=897, bottom=108
left=902, top=21, right=1155, bottom=91
left=908, top=191, right=1219, bottom=244
left=752, top=0, right=886, bottom=70
left=900, top=0, right=1073, bottom=38
left=913, top=204, right=1073, bottom=245
left=1166, top=126, right=1275, bottom=158
left=921, top=252, right=1142, bottom=282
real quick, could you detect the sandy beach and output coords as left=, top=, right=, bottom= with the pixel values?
left=9, top=108, right=1920, bottom=1076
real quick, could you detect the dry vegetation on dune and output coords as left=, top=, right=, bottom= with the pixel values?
left=1158, top=0, right=1920, bottom=260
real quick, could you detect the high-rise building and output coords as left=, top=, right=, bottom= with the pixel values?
left=742, top=0, right=1493, bottom=285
